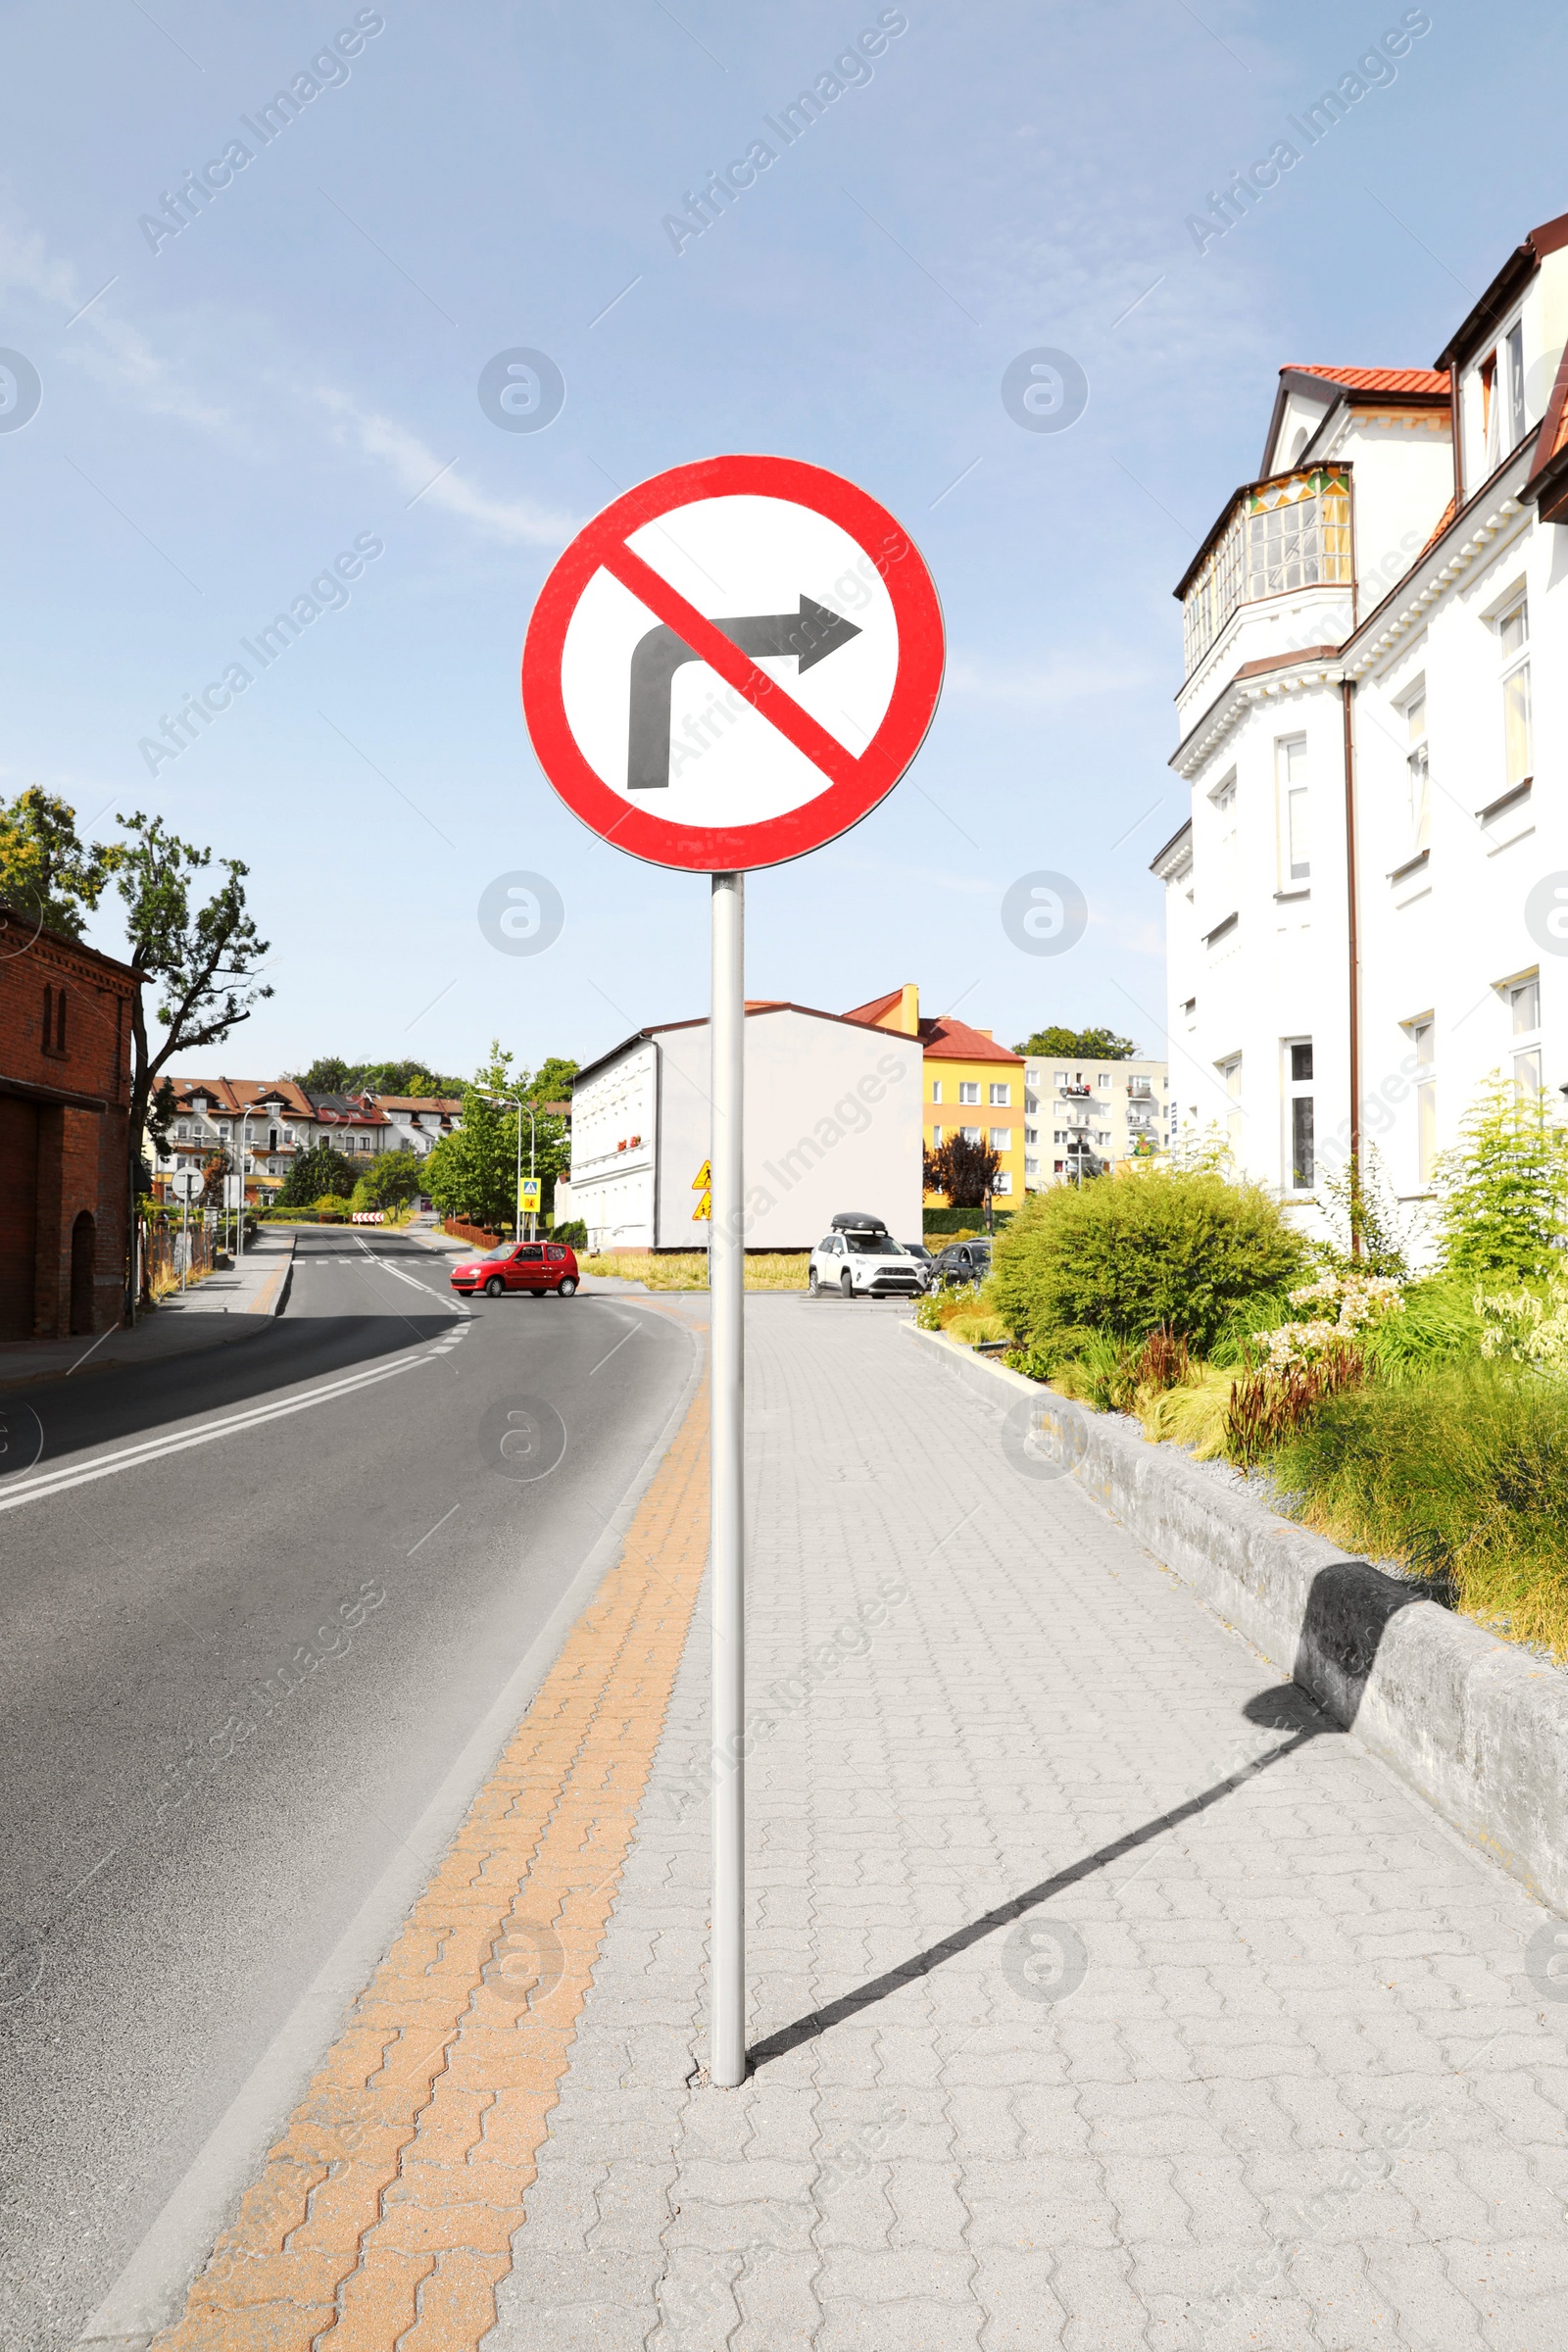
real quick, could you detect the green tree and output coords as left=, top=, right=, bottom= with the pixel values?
left=425, top=1087, right=515, bottom=1232
left=116, top=813, right=271, bottom=1304
left=1435, top=1079, right=1568, bottom=1280
left=0, top=786, right=122, bottom=942
left=356, top=1150, right=422, bottom=1210
left=1011, top=1024, right=1139, bottom=1060
left=293, top=1055, right=356, bottom=1096
left=277, top=1140, right=359, bottom=1207
left=290, top=1056, right=465, bottom=1098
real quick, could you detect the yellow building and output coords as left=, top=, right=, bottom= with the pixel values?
left=843, top=984, right=1026, bottom=1205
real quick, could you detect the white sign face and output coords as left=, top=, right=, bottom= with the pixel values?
left=559, top=493, right=900, bottom=831
left=169, top=1170, right=202, bottom=1200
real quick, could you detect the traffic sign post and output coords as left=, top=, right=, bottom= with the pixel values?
left=522, top=456, right=944, bottom=2086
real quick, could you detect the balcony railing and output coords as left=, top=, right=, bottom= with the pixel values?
left=1182, top=465, right=1352, bottom=676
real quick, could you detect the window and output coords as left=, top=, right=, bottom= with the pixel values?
left=1219, top=1055, right=1242, bottom=1157
left=989, top=1083, right=1010, bottom=1106
left=1053, top=1129, right=1067, bottom=1145
left=989, top=1127, right=1009, bottom=1151
left=930, top=1126, right=943, bottom=1147
left=994, top=1171, right=1012, bottom=1196
left=1481, top=350, right=1498, bottom=468
left=1499, top=601, right=1532, bottom=787
left=1024, top=1091, right=1038, bottom=1113
left=1509, top=975, right=1542, bottom=1100
left=1403, top=687, right=1430, bottom=855
left=1408, top=1017, right=1437, bottom=1183
left=1181, top=466, right=1352, bottom=673
left=957, top=1082, right=980, bottom=1105
left=1024, top=1125, right=1038, bottom=1146
left=177, top=1121, right=191, bottom=1140
left=1276, top=736, right=1309, bottom=882
left=960, top=1126, right=981, bottom=1144
left=1506, top=320, right=1526, bottom=451
left=931, top=1080, right=942, bottom=1103
left=1285, top=1040, right=1314, bottom=1191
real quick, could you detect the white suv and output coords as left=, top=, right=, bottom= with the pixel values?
left=808, top=1213, right=926, bottom=1300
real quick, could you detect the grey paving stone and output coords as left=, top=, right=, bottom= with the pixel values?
left=485, top=1304, right=1568, bottom=2351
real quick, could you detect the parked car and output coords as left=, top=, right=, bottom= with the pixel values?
left=903, top=1242, right=937, bottom=1292
left=932, top=1238, right=992, bottom=1288
left=451, top=1240, right=579, bottom=1298
left=808, top=1211, right=926, bottom=1299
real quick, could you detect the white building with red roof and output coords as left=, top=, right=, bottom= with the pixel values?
left=1152, top=207, right=1568, bottom=1252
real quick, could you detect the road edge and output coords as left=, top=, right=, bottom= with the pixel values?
left=76, top=1301, right=705, bottom=2352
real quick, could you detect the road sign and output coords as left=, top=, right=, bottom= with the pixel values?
left=519, top=456, right=943, bottom=2095
left=521, top=455, right=945, bottom=873
left=517, top=1177, right=542, bottom=1208
left=168, top=1169, right=202, bottom=1201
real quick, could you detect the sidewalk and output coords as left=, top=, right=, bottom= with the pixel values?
left=144, top=1296, right=1568, bottom=2349
left=0, top=1234, right=293, bottom=1391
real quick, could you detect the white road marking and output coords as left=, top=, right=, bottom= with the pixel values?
left=0, top=1353, right=427, bottom=1516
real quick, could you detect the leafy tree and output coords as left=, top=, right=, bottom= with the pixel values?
left=289, top=1054, right=465, bottom=1098
left=200, top=1148, right=232, bottom=1208
left=277, top=1140, right=358, bottom=1206
left=1012, top=1024, right=1139, bottom=1060
left=1434, top=1079, right=1568, bottom=1280
left=356, top=1150, right=422, bottom=1209
left=924, top=1133, right=1001, bottom=1207
left=425, top=1087, right=515, bottom=1233
left=293, top=1055, right=356, bottom=1096
left=990, top=1167, right=1308, bottom=1354
left=116, top=813, right=271, bottom=1305
left=529, top=1054, right=579, bottom=1108
left=0, top=786, right=122, bottom=942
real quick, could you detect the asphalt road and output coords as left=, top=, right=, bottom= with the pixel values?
left=0, top=1232, right=698, bottom=2349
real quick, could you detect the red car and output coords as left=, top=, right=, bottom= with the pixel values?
left=450, top=1240, right=579, bottom=1298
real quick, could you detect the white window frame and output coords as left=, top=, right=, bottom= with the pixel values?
left=1283, top=1038, right=1314, bottom=1194
left=1399, top=678, right=1430, bottom=857
left=1498, top=595, right=1532, bottom=789
left=1503, top=969, right=1542, bottom=1100
left=989, top=1126, right=1010, bottom=1151
left=1405, top=1014, right=1437, bottom=1185
left=1275, top=735, right=1309, bottom=885
left=957, top=1081, right=980, bottom=1105
left=989, top=1082, right=1010, bottom=1106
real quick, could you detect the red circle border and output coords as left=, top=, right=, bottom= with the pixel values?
left=520, top=454, right=945, bottom=873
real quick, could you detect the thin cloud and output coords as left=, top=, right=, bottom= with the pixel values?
left=0, top=217, right=232, bottom=432
left=318, top=390, right=580, bottom=547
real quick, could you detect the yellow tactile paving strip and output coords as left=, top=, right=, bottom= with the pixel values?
left=153, top=1365, right=709, bottom=2352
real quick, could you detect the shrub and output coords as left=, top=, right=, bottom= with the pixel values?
left=1269, top=1363, right=1568, bottom=1656
left=990, top=1169, right=1308, bottom=1356
left=1434, top=1079, right=1568, bottom=1279
left=552, top=1218, right=587, bottom=1249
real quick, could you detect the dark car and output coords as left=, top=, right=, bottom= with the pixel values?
left=451, top=1240, right=579, bottom=1298
left=933, top=1239, right=992, bottom=1288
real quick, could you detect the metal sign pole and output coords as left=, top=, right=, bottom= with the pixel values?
left=710, top=869, right=746, bottom=2087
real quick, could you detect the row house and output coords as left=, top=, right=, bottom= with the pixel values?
left=155, top=1080, right=464, bottom=1199
left=1152, top=205, right=1568, bottom=1255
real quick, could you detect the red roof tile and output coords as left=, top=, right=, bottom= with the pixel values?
left=1286, top=364, right=1450, bottom=398
left=918, top=1016, right=1021, bottom=1065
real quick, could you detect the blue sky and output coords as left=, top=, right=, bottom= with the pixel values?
left=3, top=0, right=1564, bottom=1082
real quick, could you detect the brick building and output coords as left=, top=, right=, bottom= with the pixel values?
left=0, top=906, right=142, bottom=1340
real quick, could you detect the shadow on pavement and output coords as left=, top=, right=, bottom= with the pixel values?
left=0, top=1313, right=453, bottom=1479
left=749, top=1679, right=1342, bottom=2072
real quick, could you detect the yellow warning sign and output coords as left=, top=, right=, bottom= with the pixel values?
left=692, top=1189, right=711, bottom=1221
left=692, top=1160, right=710, bottom=1189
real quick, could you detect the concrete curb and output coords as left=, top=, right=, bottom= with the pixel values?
left=904, top=1320, right=1568, bottom=1916
left=247, top=1235, right=296, bottom=1316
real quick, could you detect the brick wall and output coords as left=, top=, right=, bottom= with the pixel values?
left=0, top=908, right=141, bottom=1339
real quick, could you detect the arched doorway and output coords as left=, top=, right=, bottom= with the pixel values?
left=71, top=1211, right=96, bottom=1335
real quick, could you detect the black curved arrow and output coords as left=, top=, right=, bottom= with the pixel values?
left=626, top=595, right=861, bottom=791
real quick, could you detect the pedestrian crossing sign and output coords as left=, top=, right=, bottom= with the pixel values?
left=692, top=1160, right=710, bottom=1188
left=518, top=1177, right=542, bottom=1207
left=692, top=1189, right=711, bottom=1221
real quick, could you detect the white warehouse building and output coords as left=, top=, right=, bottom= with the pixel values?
left=567, top=1001, right=923, bottom=1251
left=1152, top=204, right=1568, bottom=1256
